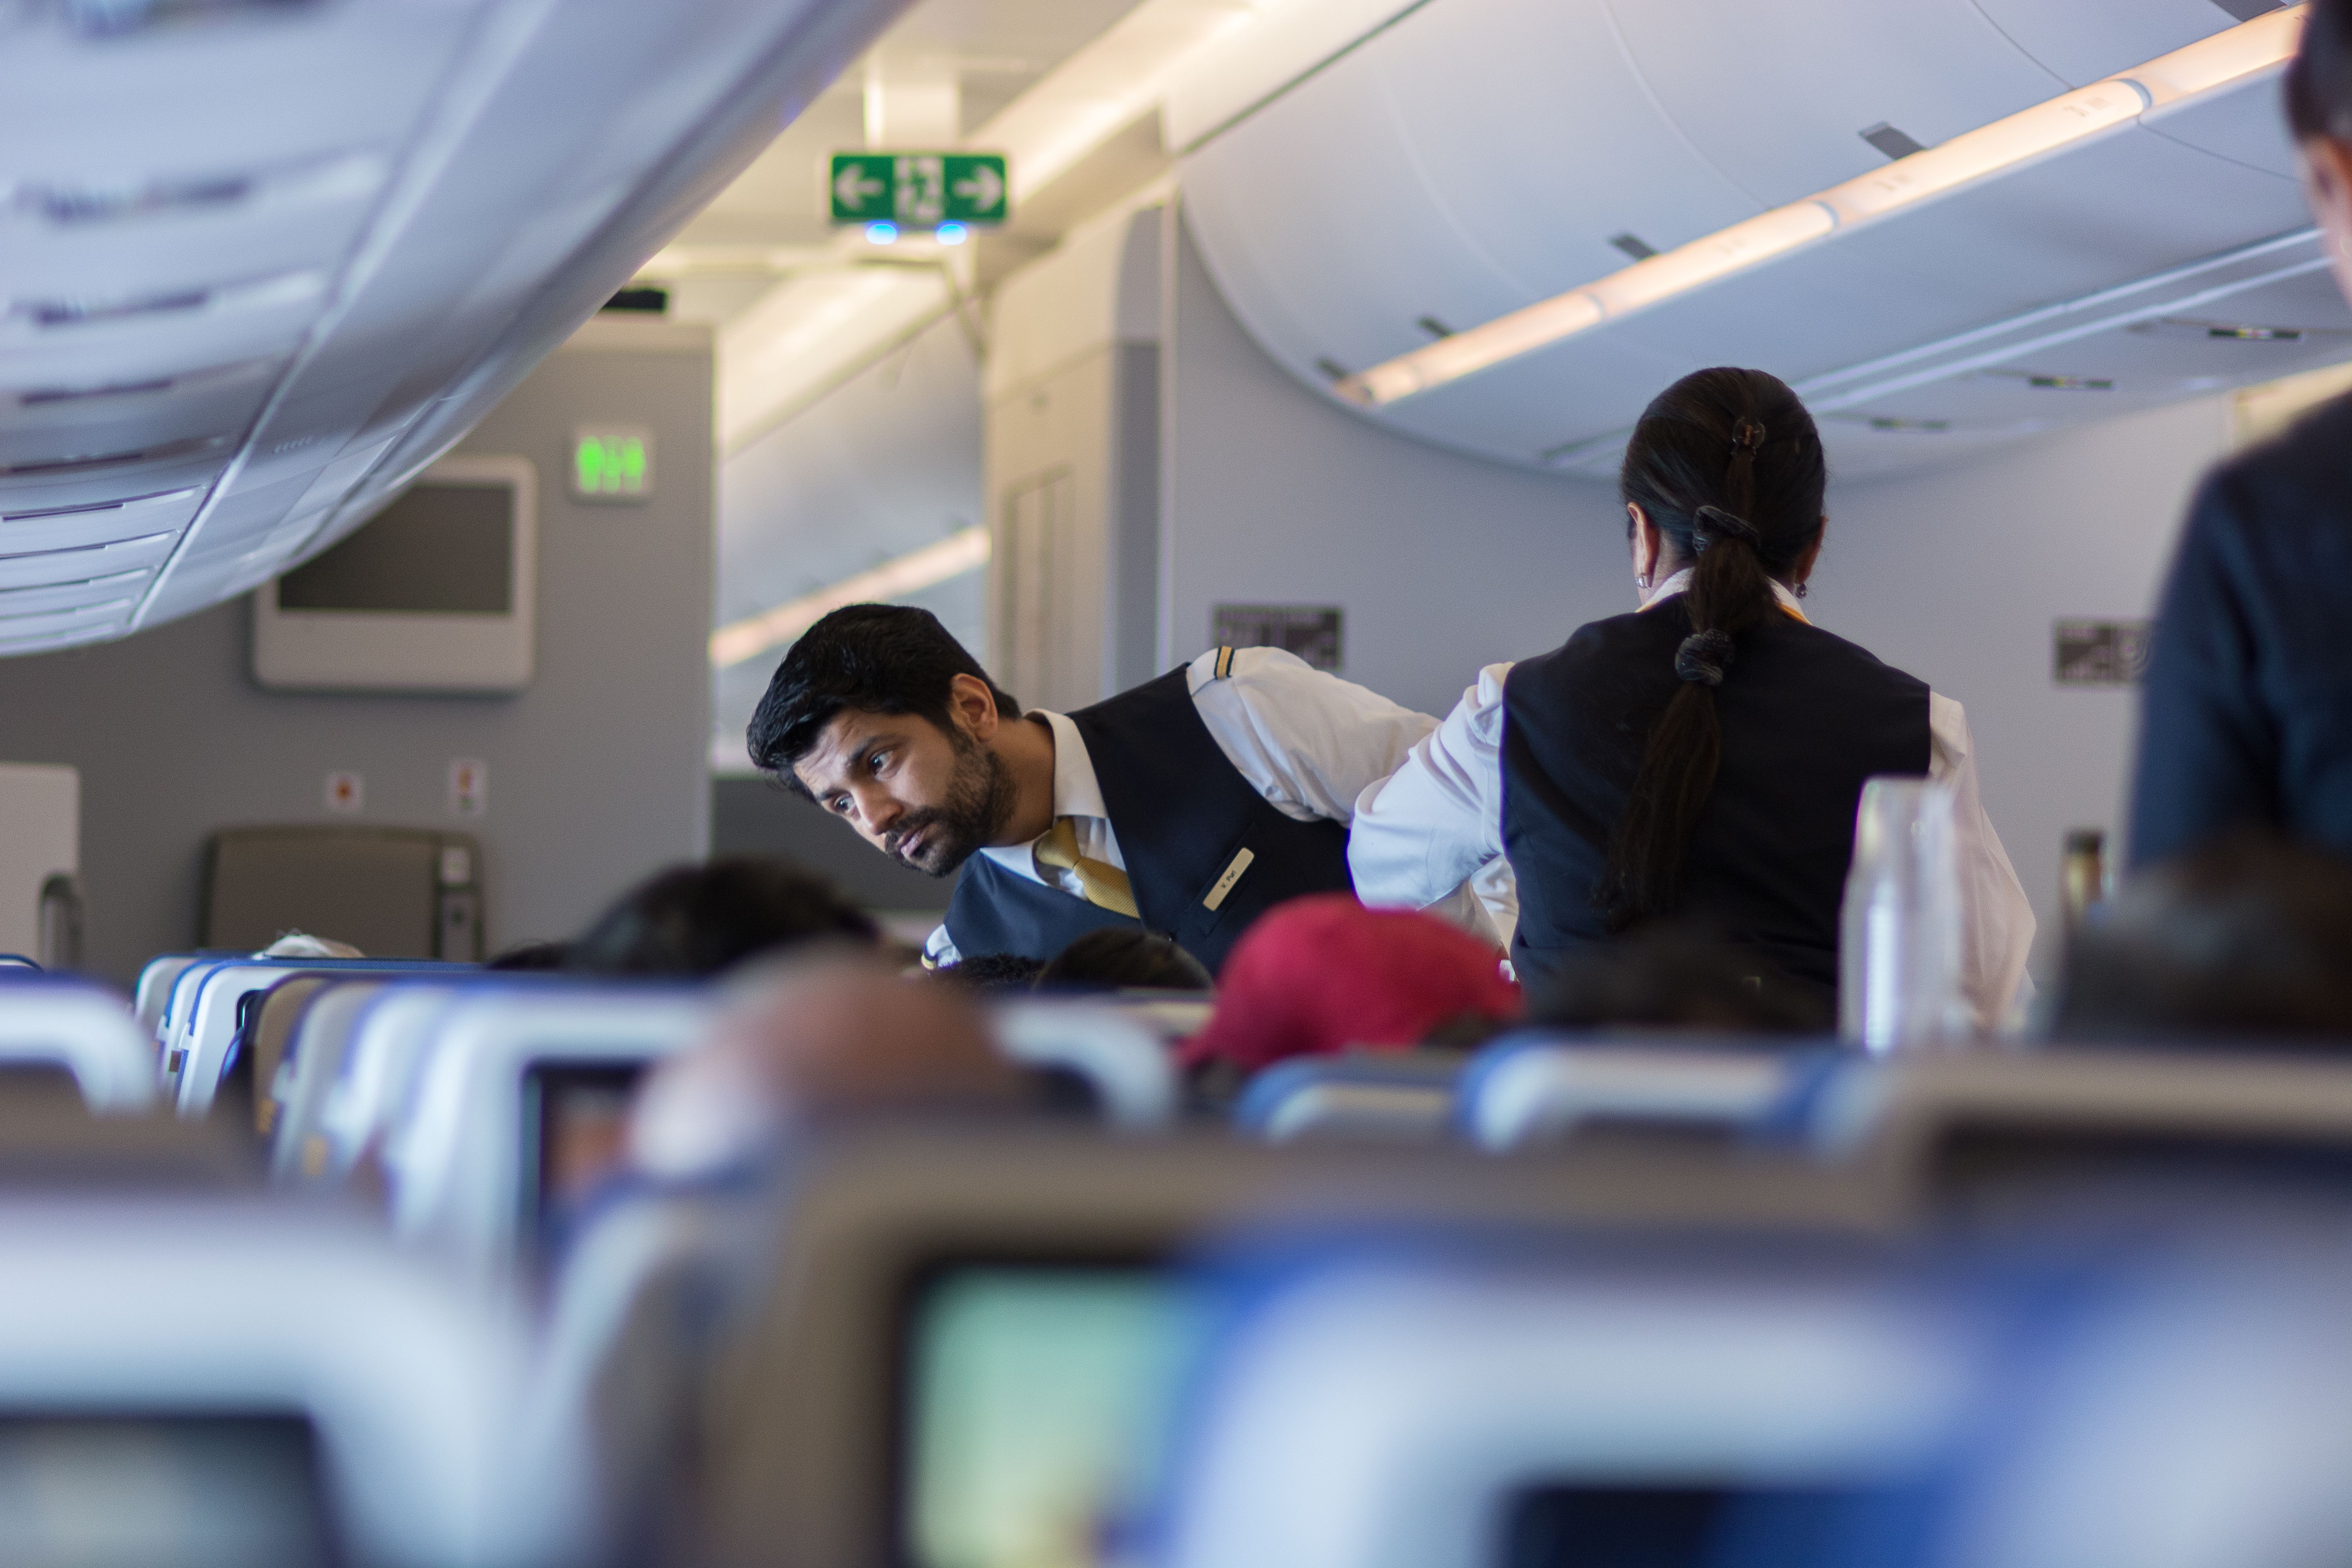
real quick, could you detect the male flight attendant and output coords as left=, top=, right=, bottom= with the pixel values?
left=746, top=604, right=1449, bottom=972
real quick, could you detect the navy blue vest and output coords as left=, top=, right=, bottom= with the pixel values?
left=944, top=664, right=1354, bottom=974
left=1501, top=599, right=1931, bottom=996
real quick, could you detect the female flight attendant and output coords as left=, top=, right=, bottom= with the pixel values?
left=1351, top=367, right=2034, bottom=1029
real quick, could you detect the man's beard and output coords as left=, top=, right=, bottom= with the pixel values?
left=883, top=730, right=1016, bottom=878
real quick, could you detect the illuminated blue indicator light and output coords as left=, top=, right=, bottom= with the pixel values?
left=935, top=222, right=968, bottom=245
left=866, top=221, right=898, bottom=245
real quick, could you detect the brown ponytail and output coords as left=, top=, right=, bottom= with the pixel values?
left=1597, top=370, right=1826, bottom=926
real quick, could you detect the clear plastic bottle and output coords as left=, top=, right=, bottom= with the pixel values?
left=1839, top=777, right=1965, bottom=1054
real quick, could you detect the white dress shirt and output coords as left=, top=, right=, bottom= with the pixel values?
left=1348, top=570, right=2037, bottom=1031
left=925, top=646, right=1450, bottom=965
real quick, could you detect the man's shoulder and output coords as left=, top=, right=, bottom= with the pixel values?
left=2205, top=391, right=2352, bottom=543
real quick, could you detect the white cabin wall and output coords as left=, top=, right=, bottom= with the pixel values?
left=985, top=203, right=1165, bottom=708
left=0, top=321, right=715, bottom=982
left=1812, top=396, right=2230, bottom=958
left=1161, top=208, right=1630, bottom=724
left=713, top=310, right=985, bottom=766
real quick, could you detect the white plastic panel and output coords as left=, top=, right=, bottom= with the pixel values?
left=0, top=2, right=484, bottom=181
left=1822, top=127, right=2305, bottom=330
left=0, top=152, right=387, bottom=300
left=0, top=531, right=177, bottom=591
left=0, top=598, right=136, bottom=642
left=1367, top=0, right=1769, bottom=296
left=1604, top=0, right=2065, bottom=207
left=0, top=0, right=906, bottom=653
left=0, top=484, right=205, bottom=546
left=1971, top=0, right=2244, bottom=87
left=0, top=569, right=154, bottom=618
left=0, top=269, right=324, bottom=388
left=0, top=355, right=281, bottom=470
left=0, top=444, right=229, bottom=514
left=1180, top=0, right=1763, bottom=383
left=2143, top=59, right=2305, bottom=178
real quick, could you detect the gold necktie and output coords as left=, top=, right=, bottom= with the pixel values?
left=1033, top=817, right=1140, bottom=918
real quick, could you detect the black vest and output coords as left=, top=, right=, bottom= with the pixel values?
left=944, top=664, right=1354, bottom=974
left=1501, top=599, right=1931, bottom=995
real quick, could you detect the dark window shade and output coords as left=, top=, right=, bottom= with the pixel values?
left=277, top=482, right=512, bottom=614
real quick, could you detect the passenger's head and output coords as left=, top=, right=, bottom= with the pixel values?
left=1181, top=895, right=1518, bottom=1077
left=1038, top=928, right=1213, bottom=993
left=2050, top=835, right=2352, bottom=1044
left=936, top=951, right=1048, bottom=992
left=1532, top=926, right=1833, bottom=1035
left=746, top=604, right=1024, bottom=878
left=486, top=939, right=570, bottom=971
left=1606, top=367, right=1827, bottom=926
left=627, top=951, right=1020, bottom=1179
left=566, top=855, right=877, bottom=978
left=2287, top=0, right=2352, bottom=308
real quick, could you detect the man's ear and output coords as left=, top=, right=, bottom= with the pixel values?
left=947, top=672, right=1002, bottom=740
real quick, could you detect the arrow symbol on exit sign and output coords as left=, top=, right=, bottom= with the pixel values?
left=833, top=163, right=886, bottom=212
left=951, top=163, right=1004, bottom=214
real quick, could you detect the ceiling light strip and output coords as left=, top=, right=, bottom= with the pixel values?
left=1336, top=7, right=2304, bottom=409
left=709, top=524, right=991, bottom=670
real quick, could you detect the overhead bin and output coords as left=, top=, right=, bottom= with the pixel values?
left=1172, top=0, right=2344, bottom=479
left=1600, top=0, right=2067, bottom=208
left=0, top=0, right=906, bottom=654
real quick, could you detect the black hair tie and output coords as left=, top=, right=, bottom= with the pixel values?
left=1675, top=628, right=1736, bottom=686
left=1690, top=504, right=1761, bottom=555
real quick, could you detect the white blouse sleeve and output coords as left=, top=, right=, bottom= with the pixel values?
left=1189, top=646, right=1439, bottom=825
left=1348, top=664, right=1514, bottom=915
left=1928, top=692, right=2038, bottom=1033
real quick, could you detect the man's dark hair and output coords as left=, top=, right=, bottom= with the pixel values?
left=2051, top=833, right=2352, bottom=1045
left=1531, top=924, right=1832, bottom=1035
left=746, top=604, right=1020, bottom=796
left=2287, top=0, right=2352, bottom=143
left=934, top=951, right=1048, bottom=992
left=565, top=855, right=878, bottom=977
left=1038, top=928, right=1213, bottom=993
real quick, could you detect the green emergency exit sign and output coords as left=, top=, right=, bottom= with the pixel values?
left=829, top=152, right=1009, bottom=227
left=572, top=426, right=652, bottom=503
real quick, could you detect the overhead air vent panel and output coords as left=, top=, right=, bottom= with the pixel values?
left=0, top=0, right=906, bottom=653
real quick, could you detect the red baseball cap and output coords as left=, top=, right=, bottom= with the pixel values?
left=1180, top=894, right=1520, bottom=1073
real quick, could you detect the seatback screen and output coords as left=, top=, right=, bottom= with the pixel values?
left=0, top=1413, right=336, bottom=1568
left=520, top=1060, right=647, bottom=1248
left=276, top=482, right=512, bottom=614
left=1503, top=1483, right=1886, bottom=1568
left=901, top=1264, right=1200, bottom=1568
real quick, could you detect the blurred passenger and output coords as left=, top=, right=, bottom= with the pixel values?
left=934, top=951, right=1047, bottom=992
left=2050, top=835, right=2352, bottom=1044
left=1351, top=367, right=2032, bottom=1029
left=2131, top=0, right=2352, bottom=871
left=565, top=855, right=877, bottom=978
left=745, top=604, right=1477, bottom=976
left=258, top=931, right=362, bottom=958
left=1038, top=928, right=1213, bottom=993
left=1531, top=925, right=1834, bottom=1036
left=627, top=951, right=1020, bottom=1181
left=487, top=938, right=570, bottom=971
left=542, top=952, right=1016, bottom=1563
left=1180, top=895, right=1518, bottom=1102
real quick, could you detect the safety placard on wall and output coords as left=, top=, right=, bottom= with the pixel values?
left=2053, top=619, right=2150, bottom=686
left=1212, top=604, right=1344, bottom=673
left=448, top=757, right=487, bottom=818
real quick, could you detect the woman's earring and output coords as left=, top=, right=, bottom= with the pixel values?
left=1637, top=571, right=1653, bottom=590
left=1795, top=581, right=1809, bottom=599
